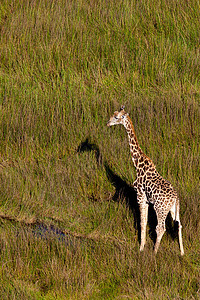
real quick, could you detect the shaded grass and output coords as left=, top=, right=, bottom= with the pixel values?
left=0, top=0, right=200, bottom=298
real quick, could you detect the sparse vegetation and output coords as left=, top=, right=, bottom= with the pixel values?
left=0, top=0, right=199, bottom=299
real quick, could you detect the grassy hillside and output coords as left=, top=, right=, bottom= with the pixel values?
left=0, top=0, right=199, bottom=299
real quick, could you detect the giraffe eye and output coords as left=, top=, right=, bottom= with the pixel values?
left=114, top=116, right=118, bottom=119
left=122, top=115, right=125, bottom=119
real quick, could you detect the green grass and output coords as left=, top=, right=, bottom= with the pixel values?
left=0, top=0, right=200, bottom=298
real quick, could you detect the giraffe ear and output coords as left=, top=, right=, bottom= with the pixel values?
left=120, top=105, right=125, bottom=111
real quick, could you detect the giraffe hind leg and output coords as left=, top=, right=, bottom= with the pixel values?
left=178, top=221, right=184, bottom=255
left=174, top=201, right=184, bottom=255
left=170, top=201, right=184, bottom=255
left=154, top=208, right=169, bottom=254
left=154, top=221, right=166, bottom=254
left=170, top=202, right=176, bottom=221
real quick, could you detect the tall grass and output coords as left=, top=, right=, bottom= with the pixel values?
left=0, top=0, right=200, bottom=298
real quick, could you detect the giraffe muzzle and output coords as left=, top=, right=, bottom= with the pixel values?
left=107, top=121, right=111, bottom=127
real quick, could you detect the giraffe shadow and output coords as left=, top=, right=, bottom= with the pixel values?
left=166, top=214, right=179, bottom=240
left=104, top=161, right=140, bottom=235
left=77, top=138, right=102, bottom=166
left=77, top=138, right=162, bottom=245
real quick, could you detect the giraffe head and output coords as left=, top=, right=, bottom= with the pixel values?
left=107, top=105, right=129, bottom=127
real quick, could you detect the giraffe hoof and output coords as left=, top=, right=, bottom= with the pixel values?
left=140, top=245, right=144, bottom=252
left=153, top=247, right=158, bottom=255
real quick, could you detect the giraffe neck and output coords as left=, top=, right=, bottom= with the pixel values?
left=124, top=116, right=142, bottom=168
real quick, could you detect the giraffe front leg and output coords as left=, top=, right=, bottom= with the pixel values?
left=138, top=194, right=148, bottom=252
left=139, top=203, right=148, bottom=251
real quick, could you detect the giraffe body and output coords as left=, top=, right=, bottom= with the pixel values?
left=107, top=106, right=184, bottom=255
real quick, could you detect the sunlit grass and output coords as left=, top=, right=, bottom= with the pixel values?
left=0, top=0, right=199, bottom=298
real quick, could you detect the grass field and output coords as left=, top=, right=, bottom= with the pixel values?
left=0, top=0, right=200, bottom=299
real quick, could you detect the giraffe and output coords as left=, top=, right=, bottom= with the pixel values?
left=107, top=105, right=184, bottom=255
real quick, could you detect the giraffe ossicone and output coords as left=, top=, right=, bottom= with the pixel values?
left=107, top=105, right=184, bottom=255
